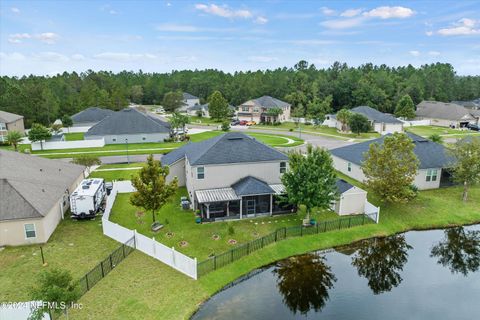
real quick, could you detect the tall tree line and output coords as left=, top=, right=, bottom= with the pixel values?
left=0, top=61, right=479, bottom=127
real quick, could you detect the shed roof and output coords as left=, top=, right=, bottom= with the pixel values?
left=336, top=179, right=354, bottom=194
left=0, top=110, right=23, bottom=123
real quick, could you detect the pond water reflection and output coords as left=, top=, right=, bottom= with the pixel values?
left=192, top=225, right=480, bottom=320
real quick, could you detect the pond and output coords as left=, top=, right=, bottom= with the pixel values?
left=192, top=225, right=480, bottom=320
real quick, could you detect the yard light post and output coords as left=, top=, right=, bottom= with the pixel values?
left=125, top=138, right=130, bottom=164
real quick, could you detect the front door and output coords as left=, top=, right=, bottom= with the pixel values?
left=246, top=199, right=256, bottom=215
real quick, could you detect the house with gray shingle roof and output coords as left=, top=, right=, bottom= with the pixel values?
left=0, top=110, right=24, bottom=143
left=0, top=150, right=85, bottom=246
left=324, top=106, right=403, bottom=135
left=180, top=92, right=200, bottom=112
left=84, top=108, right=170, bottom=144
left=330, top=132, right=453, bottom=190
left=237, top=95, right=291, bottom=123
left=186, top=103, right=236, bottom=118
left=416, top=101, right=479, bottom=128
left=71, top=107, right=114, bottom=127
left=162, top=132, right=293, bottom=221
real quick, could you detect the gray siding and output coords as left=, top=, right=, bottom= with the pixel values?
left=85, top=133, right=169, bottom=144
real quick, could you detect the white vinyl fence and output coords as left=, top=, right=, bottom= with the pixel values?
left=31, top=138, right=105, bottom=151
left=102, top=181, right=198, bottom=279
left=400, top=119, right=431, bottom=127
left=365, top=200, right=380, bottom=223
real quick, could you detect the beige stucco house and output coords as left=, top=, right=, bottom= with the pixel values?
left=0, top=150, right=85, bottom=246
left=162, top=132, right=294, bottom=221
left=237, top=96, right=291, bottom=123
left=330, top=133, right=453, bottom=190
left=416, top=101, right=479, bottom=128
left=0, top=110, right=25, bottom=143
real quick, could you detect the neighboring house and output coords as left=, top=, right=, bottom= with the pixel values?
left=180, top=92, right=200, bottom=112
left=452, top=99, right=479, bottom=110
left=237, top=96, right=291, bottom=123
left=71, top=107, right=114, bottom=127
left=186, top=103, right=236, bottom=118
left=84, top=108, right=170, bottom=144
left=324, top=106, right=403, bottom=135
left=330, top=133, right=452, bottom=190
left=416, top=101, right=479, bottom=128
left=162, top=132, right=293, bottom=221
left=0, top=110, right=25, bottom=143
left=331, top=179, right=368, bottom=216
left=0, top=150, right=85, bottom=246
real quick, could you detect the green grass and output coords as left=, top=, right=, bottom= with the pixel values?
left=64, top=132, right=85, bottom=141
left=109, top=188, right=336, bottom=260
left=188, top=116, right=223, bottom=125
left=405, top=125, right=480, bottom=137
left=252, top=123, right=381, bottom=139
left=89, top=169, right=141, bottom=181
left=69, top=183, right=480, bottom=320
left=0, top=217, right=119, bottom=301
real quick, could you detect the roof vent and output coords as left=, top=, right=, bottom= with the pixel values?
left=227, top=137, right=243, bottom=141
left=82, top=185, right=90, bottom=189
left=39, top=168, right=43, bottom=171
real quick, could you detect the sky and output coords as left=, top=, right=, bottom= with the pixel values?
left=0, top=0, right=479, bottom=76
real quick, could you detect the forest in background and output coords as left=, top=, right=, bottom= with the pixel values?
left=0, top=61, right=479, bottom=127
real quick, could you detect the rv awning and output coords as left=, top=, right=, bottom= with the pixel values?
left=269, top=184, right=286, bottom=195
left=195, top=188, right=240, bottom=204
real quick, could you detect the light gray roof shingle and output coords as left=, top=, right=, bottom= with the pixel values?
left=331, top=132, right=453, bottom=169
left=71, top=107, right=114, bottom=124
left=351, top=106, right=403, bottom=124
left=183, top=92, right=198, bottom=100
left=416, top=101, right=477, bottom=121
left=162, top=132, right=288, bottom=166
left=85, top=108, right=170, bottom=136
left=0, top=150, right=85, bottom=221
left=187, top=103, right=235, bottom=112
left=241, top=96, right=290, bottom=109
left=232, top=176, right=275, bottom=196
left=0, top=110, right=23, bottom=123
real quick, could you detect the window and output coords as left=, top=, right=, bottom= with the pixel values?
left=426, top=169, right=438, bottom=182
left=24, top=224, right=36, bottom=239
left=242, top=106, right=249, bottom=112
left=0, top=123, right=6, bottom=130
left=280, top=162, right=287, bottom=173
left=197, top=167, right=205, bottom=179
left=112, top=137, right=117, bottom=142
left=347, top=162, right=352, bottom=172
left=253, top=107, right=260, bottom=113
left=142, top=137, right=146, bottom=141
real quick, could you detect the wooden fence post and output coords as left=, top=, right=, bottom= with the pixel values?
left=214, top=255, right=217, bottom=270
left=100, top=261, right=105, bottom=278
left=85, top=275, right=89, bottom=291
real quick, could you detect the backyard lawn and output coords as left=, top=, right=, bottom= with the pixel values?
left=405, top=125, right=480, bottom=137
left=64, top=132, right=85, bottom=141
left=188, top=116, right=223, bottom=125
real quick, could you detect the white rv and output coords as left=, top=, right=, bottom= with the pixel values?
left=70, top=178, right=106, bottom=219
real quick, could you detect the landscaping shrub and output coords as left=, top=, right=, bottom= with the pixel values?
left=228, top=224, right=235, bottom=235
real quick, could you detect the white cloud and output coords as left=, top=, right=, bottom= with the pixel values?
left=36, top=32, right=59, bottom=44
left=341, top=9, right=362, bottom=18
left=0, top=52, right=26, bottom=60
left=426, top=31, right=434, bottom=36
left=363, top=6, right=415, bottom=19
left=428, top=51, right=441, bottom=56
left=11, top=7, right=20, bottom=14
left=321, top=17, right=366, bottom=29
left=409, top=50, right=420, bottom=57
left=320, top=7, right=336, bottom=16
left=166, top=2, right=172, bottom=7
left=93, top=52, right=157, bottom=62
left=109, top=9, right=118, bottom=15
left=437, top=18, right=480, bottom=36
left=157, top=24, right=200, bottom=32
left=71, top=54, right=86, bottom=60
left=33, top=52, right=69, bottom=62
left=8, top=33, right=31, bottom=43
left=247, top=56, right=278, bottom=63
left=195, top=3, right=252, bottom=19
left=255, top=16, right=268, bottom=25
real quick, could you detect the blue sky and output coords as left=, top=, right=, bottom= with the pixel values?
left=0, top=1, right=479, bottom=76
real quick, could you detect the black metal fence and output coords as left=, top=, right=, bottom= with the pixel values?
left=197, top=213, right=377, bottom=277
left=77, top=236, right=135, bottom=295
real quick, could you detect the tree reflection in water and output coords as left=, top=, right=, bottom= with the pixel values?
left=351, top=235, right=412, bottom=294
left=274, top=253, right=336, bottom=315
left=431, top=227, right=480, bottom=276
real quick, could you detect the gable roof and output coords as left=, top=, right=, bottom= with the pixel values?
left=187, top=103, right=236, bottom=112
left=0, top=110, right=23, bottom=123
left=331, top=132, right=453, bottom=169
left=183, top=92, right=198, bottom=100
left=232, top=176, right=275, bottom=196
left=162, top=132, right=288, bottom=166
left=0, top=150, right=85, bottom=221
left=85, top=108, right=170, bottom=136
left=71, top=107, right=114, bottom=124
left=336, top=179, right=354, bottom=194
left=416, top=101, right=477, bottom=121
left=351, top=106, right=402, bottom=124
left=241, top=96, right=290, bottom=109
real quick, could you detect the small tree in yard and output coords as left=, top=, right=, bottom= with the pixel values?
left=28, top=123, right=52, bottom=150
left=208, top=90, right=229, bottom=121
left=71, top=155, right=101, bottom=174
left=6, top=130, right=23, bottom=151
left=170, top=112, right=190, bottom=141
left=130, top=154, right=178, bottom=225
left=362, top=133, right=419, bottom=203
left=51, top=123, right=63, bottom=135
left=61, top=115, right=73, bottom=133
left=449, top=137, right=480, bottom=202
left=336, top=109, right=352, bottom=132
left=221, top=121, right=230, bottom=131
left=428, top=133, right=443, bottom=144
left=162, top=91, right=184, bottom=112
left=30, top=268, right=81, bottom=320
left=394, top=94, right=416, bottom=120
left=282, top=144, right=337, bottom=221
left=348, top=113, right=371, bottom=136
left=265, top=107, right=283, bottom=124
